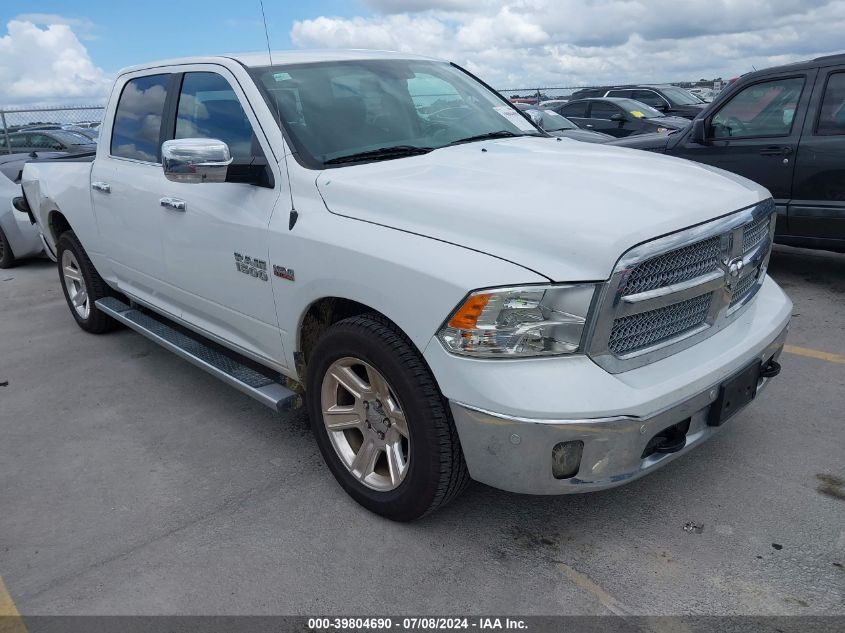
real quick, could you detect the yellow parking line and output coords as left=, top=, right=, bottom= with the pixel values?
left=784, top=345, right=845, bottom=364
left=0, top=576, right=27, bottom=633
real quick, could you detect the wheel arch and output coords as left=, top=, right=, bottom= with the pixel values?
left=296, top=296, right=424, bottom=380
left=47, top=208, right=73, bottom=243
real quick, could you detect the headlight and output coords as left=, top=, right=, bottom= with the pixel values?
left=437, top=284, right=598, bottom=358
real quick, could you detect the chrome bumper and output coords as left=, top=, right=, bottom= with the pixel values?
left=450, top=324, right=788, bottom=495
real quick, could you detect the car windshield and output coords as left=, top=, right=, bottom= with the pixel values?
left=659, top=86, right=703, bottom=106
left=612, top=99, right=666, bottom=119
left=251, top=59, right=542, bottom=167
left=538, top=109, right=576, bottom=131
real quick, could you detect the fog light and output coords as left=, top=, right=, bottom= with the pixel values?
left=551, top=441, right=583, bottom=479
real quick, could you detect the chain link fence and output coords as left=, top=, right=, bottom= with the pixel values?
left=0, top=105, right=105, bottom=154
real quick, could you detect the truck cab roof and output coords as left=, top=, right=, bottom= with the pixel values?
left=118, top=49, right=442, bottom=75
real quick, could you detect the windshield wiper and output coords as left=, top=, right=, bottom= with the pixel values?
left=323, top=145, right=434, bottom=165
left=448, top=130, right=536, bottom=146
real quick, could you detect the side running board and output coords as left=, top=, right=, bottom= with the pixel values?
left=95, top=297, right=298, bottom=412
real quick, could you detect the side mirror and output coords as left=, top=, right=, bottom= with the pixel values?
left=610, top=113, right=627, bottom=123
left=689, top=118, right=707, bottom=144
left=162, top=138, right=232, bottom=184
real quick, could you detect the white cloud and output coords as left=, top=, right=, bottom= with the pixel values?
left=0, top=19, right=111, bottom=107
left=291, top=0, right=845, bottom=89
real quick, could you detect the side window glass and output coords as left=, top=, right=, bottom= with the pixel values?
left=30, top=134, right=57, bottom=149
left=633, top=90, right=664, bottom=108
left=175, top=72, right=255, bottom=161
left=711, top=77, right=805, bottom=139
left=561, top=101, right=588, bottom=117
left=607, top=90, right=632, bottom=99
left=111, top=74, right=170, bottom=162
left=589, top=102, right=619, bottom=119
left=816, top=72, right=845, bottom=136
left=10, top=135, right=28, bottom=149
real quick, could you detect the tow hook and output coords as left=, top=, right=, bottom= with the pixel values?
left=760, top=358, right=781, bottom=379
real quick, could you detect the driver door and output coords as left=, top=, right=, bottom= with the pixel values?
left=674, top=73, right=815, bottom=204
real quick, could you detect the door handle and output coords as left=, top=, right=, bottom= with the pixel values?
left=91, top=182, right=111, bottom=193
left=585, top=124, right=594, bottom=128
left=760, top=146, right=792, bottom=156
left=160, top=197, right=187, bottom=212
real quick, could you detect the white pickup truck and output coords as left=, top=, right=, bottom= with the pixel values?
left=21, top=50, right=791, bottom=521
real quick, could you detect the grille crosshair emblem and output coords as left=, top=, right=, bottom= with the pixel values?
left=725, top=256, right=744, bottom=289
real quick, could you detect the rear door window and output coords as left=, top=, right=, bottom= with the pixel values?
left=589, top=102, right=621, bottom=119
left=816, top=72, right=845, bottom=136
left=111, top=74, right=170, bottom=162
left=175, top=72, right=256, bottom=161
left=632, top=90, right=667, bottom=108
left=561, top=101, right=588, bottom=118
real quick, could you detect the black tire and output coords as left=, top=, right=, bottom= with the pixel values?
left=56, top=231, right=118, bottom=334
left=306, top=314, right=470, bottom=521
left=0, top=227, right=15, bottom=269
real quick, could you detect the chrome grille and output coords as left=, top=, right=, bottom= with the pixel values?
left=742, top=214, right=771, bottom=255
left=621, top=237, right=721, bottom=295
left=589, top=199, right=776, bottom=373
left=729, top=269, right=759, bottom=308
left=609, top=292, right=713, bottom=356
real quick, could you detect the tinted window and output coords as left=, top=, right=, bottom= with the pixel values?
left=30, top=134, right=61, bottom=149
left=589, top=102, right=621, bottom=119
left=658, top=86, right=702, bottom=106
left=111, top=74, right=170, bottom=162
left=817, top=72, right=845, bottom=136
left=175, top=72, right=255, bottom=161
left=632, top=90, right=666, bottom=108
left=561, top=101, right=588, bottom=117
left=711, top=77, right=804, bottom=139
left=606, top=89, right=633, bottom=99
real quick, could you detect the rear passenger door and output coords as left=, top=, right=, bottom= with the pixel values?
left=92, top=72, right=177, bottom=311
left=790, top=66, right=845, bottom=242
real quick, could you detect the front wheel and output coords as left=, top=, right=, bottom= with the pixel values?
left=306, top=314, right=470, bottom=521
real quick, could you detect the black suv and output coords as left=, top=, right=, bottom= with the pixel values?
left=570, top=85, right=706, bottom=118
left=610, top=54, right=845, bottom=253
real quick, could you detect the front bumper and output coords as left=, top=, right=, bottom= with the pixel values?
left=426, top=277, right=792, bottom=495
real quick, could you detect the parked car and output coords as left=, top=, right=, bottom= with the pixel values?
left=0, top=129, right=97, bottom=154
left=0, top=157, right=46, bottom=267
left=538, top=98, right=570, bottom=108
left=21, top=50, right=790, bottom=521
left=514, top=104, right=613, bottom=143
left=688, top=87, right=716, bottom=103
left=554, top=98, right=690, bottom=137
left=571, top=85, right=707, bottom=118
left=609, top=53, right=845, bottom=253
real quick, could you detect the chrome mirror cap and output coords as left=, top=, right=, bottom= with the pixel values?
left=162, top=138, right=233, bottom=184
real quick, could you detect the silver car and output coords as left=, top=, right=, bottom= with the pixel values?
left=0, top=154, right=48, bottom=267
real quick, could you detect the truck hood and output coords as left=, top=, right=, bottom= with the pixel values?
left=315, top=136, right=769, bottom=281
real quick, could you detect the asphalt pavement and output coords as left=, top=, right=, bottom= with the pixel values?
left=0, top=245, right=843, bottom=617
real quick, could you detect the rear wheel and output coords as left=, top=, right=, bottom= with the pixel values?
left=0, top=227, right=15, bottom=268
left=57, top=231, right=118, bottom=334
left=306, top=314, right=470, bottom=521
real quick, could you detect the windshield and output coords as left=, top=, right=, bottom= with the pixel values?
left=613, top=99, right=666, bottom=119
left=251, top=59, right=541, bottom=167
left=659, top=86, right=703, bottom=106
left=537, top=109, right=576, bottom=130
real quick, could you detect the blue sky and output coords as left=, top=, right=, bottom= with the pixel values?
left=2, top=1, right=844, bottom=106
left=0, top=0, right=369, bottom=73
